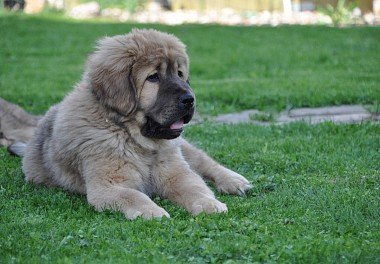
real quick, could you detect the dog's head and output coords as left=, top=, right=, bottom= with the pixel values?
left=86, top=29, right=194, bottom=140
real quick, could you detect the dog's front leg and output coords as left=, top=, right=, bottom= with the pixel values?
left=180, top=139, right=252, bottom=196
left=83, top=158, right=170, bottom=220
left=155, top=148, right=227, bottom=216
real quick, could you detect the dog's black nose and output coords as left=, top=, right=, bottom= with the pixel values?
left=179, top=93, right=194, bottom=109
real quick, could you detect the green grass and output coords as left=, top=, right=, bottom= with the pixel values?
left=0, top=14, right=379, bottom=115
left=0, top=13, right=379, bottom=263
left=1, top=122, right=379, bottom=263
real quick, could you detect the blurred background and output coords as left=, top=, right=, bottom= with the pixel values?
left=2, top=0, right=380, bottom=26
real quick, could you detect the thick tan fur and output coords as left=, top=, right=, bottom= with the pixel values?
left=0, top=97, right=39, bottom=147
left=21, top=29, right=251, bottom=220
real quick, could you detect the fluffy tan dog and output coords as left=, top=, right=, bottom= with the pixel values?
left=22, top=29, right=251, bottom=220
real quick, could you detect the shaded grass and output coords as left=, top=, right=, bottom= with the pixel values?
left=1, top=122, right=379, bottom=262
left=0, top=14, right=379, bottom=115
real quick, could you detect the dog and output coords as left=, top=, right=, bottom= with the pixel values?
left=19, top=29, right=252, bottom=219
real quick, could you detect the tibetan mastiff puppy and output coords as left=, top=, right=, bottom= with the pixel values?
left=22, top=29, right=251, bottom=219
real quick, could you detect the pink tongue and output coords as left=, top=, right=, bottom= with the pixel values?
left=170, top=119, right=184, bottom=130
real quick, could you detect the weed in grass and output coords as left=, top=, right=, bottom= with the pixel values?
left=249, top=112, right=275, bottom=122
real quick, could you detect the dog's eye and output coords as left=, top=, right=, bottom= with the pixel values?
left=147, top=73, right=159, bottom=83
left=178, top=71, right=183, bottom=78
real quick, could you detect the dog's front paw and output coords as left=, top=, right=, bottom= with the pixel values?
left=189, top=196, right=228, bottom=216
left=216, top=170, right=252, bottom=196
left=124, top=204, right=170, bottom=220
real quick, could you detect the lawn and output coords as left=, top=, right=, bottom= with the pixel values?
left=0, top=14, right=379, bottom=263
left=0, top=13, right=379, bottom=115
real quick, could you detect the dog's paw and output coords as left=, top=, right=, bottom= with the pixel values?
left=216, top=170, right=252, bottom=196
left=125, top=204, right=170, bottom=220
left=189, top=197, right=228, bottom=216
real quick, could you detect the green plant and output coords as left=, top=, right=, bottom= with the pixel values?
left=88, top=0, right=146, bottom=11
left=319, top=0, right=358, bottom=26
left=249, top=112, right=274, bottom=122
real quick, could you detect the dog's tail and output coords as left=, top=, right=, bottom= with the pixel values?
left=1, top=96, right=39, bottom=157
left=7, top=142, right=27, bottom=157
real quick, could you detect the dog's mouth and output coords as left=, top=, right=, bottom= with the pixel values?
left=141, top=113, right=193, bottom=140
left=167, top=113, right=192, bottom=131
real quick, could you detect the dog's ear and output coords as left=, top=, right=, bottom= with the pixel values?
left=86, top=36, right=139, bottom=116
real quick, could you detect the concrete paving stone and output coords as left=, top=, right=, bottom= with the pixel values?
left=278, top=113, right=373, bottom=124
left=211, top=105, right=378, bottom=125
left=213, top=110, right=261, bottom=124
left=287, top=105, right=368, bottom=117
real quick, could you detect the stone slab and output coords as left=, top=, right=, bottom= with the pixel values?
left=277, top=113, right=373, bottom=124
left=287, top=105, right=368, bottom=117
left=213, top=110, right=261, bottom=124
left=211, top=105, right=378, bottom=125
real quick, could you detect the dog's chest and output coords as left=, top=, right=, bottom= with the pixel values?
left=126, top=148, right=175, bottom=197
left=115, top=133, right=181, bottom=197
left=133, top=150, right=159, bottom=197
